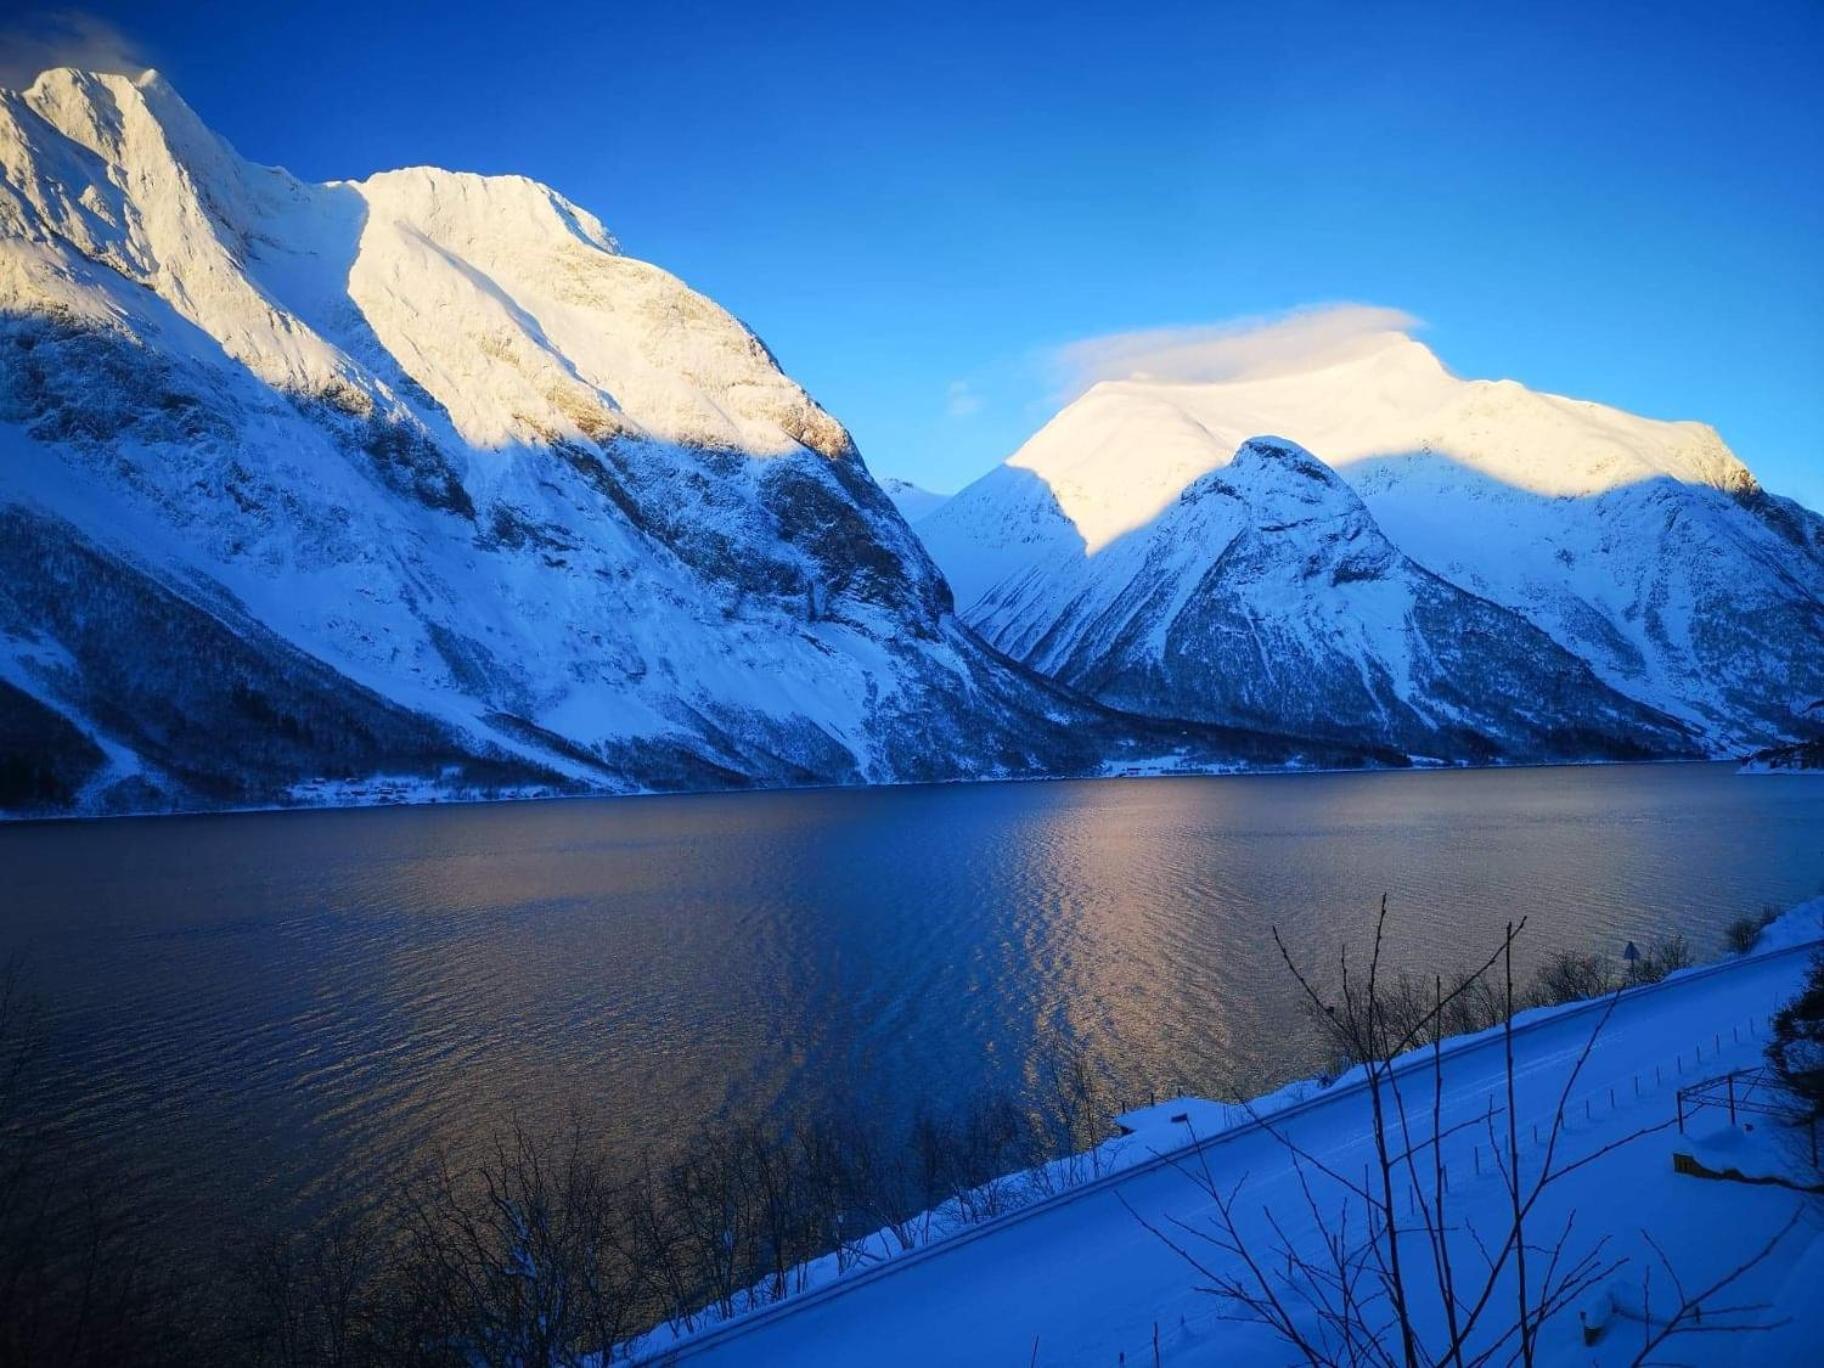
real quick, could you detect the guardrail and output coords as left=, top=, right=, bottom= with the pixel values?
left=1678, top=1064, right=1819, bottom=1164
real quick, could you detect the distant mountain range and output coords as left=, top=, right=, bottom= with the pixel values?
left=1, top=71, right=1817, bottom=818
left=921, top=332, right=1824, bottom=762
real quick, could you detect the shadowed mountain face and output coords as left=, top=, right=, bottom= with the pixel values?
left=948, top=438, right=1695, bottom=762
left=921, top=336, right=1824, bottom=758
left=1345, top=452, right=1824, bottom=750
left=0, top=69, right=1395, bottom=816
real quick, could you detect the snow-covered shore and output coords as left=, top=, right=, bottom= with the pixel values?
left=633, top=901, right=1824, bottom=1365
left=3, top=754, right=1757, bottom=828
left=1741, top=737, right=1824, bottom=774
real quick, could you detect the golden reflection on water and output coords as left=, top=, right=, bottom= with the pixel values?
left=3, top=763, right=1821, bottom=1226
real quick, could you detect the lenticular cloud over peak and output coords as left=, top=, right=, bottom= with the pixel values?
left=1050, top=303, right=1424, bottom=397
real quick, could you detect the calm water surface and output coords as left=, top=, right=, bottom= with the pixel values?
left=5, top=763, right=1822, bottom=1227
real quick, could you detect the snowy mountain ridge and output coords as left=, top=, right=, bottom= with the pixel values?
left=922, top=332, right=1824, bottom=752
left=1, top=68, right=1395, bottom=816
left=2, top=69, right=855, bottom=465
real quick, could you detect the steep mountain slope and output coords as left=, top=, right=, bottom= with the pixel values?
left=922, top=331, right=1824, bottom=754
left=951, top=436, right=1691, bottom=761
left=0, top=69, right=1379, bottom=816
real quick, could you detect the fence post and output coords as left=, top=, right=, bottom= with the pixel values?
left=1676, top=1091, right=1685, bottom=1135
left=1728, top=1073, right=1737, bottom=1126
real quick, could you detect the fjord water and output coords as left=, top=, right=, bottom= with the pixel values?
left=6, top=764, right=1822, bottom=1227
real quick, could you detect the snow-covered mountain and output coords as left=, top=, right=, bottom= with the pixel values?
left=941, top=435, right=1691, bottom=761
left=921, top=331, right=1824, bottom=758
left=880, top=477, right=949, bottom=524
left=0, top=69, right=1380, bottom=816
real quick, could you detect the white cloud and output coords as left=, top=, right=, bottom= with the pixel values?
left=0, top=10, right=152, bottom=88
left=945, top=379, right=984, bottom=418
left=1049, top=303, right=1422, bottom=399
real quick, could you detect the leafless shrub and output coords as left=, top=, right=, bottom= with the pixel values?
left=1026, top=1050, right=1118, bottom=1194
left=225, top=1193, right=417, bottom=1368
left=1627, top=933, right=1694, bottom=985
left=906, top=1091, right=1032, bottom=1225
left=1526, top=948, right=1620, bottom=1008
left=1724, top=906, right=1780, bottom=955
left=390, top=1119, right=638, bottom=1368
left=1131, top=899, right=1794, bottom=1367
left=1312, top=961, right=1517, bottom=1075
left=1437, top=966, right=1507, bottom=1040
left=826, top=1115, right=922, bottom=1257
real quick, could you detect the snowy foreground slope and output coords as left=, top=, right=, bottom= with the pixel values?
left=646, top=904, right=1824, bottom=1365
left=921, top=332, right=1824, bottom=758
left=0, top=69, right=1375, bottom=816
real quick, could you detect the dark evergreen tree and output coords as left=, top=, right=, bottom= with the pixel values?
left=1766, top=949, right=1824, bottom=1117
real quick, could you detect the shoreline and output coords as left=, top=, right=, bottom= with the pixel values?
left=0, top=753, right=1755, bottom=831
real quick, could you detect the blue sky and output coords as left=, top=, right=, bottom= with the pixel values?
left=9, top=2, right=1822, bottom=508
